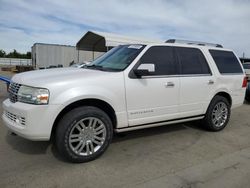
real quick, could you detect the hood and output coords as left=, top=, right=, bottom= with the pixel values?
left=12, top=67, right=112, bottom=87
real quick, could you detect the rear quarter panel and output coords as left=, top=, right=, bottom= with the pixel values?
left=203, top=48, right=246, bottom=109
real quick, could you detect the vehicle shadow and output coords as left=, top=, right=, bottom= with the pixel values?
left=5, top=120, right=204, bottom=162
left=5, top=131, right=50, bottom=155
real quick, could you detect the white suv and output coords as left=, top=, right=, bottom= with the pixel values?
left=2, top=41, right=247, bottom=162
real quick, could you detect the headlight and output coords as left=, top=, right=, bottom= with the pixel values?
left=17, top=85, right=49, bottom=105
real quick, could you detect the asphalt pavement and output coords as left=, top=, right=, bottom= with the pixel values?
left=0, top=77, right=250, bottom=188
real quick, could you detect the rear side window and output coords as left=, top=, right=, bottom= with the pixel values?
left=175, top=47, right=211, bottom=75
left=139, top=46, right=177, bottom=75
left=209, top=50, right=243, bottom=74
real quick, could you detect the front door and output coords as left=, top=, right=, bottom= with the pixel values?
left=125, top=46, right=180, bottom=126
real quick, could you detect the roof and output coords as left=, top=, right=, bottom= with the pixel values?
left=33, top=43, right=75, bottom=48
left=166, top=39, right=223, bottom=48
left=76, top=31, right=162, bottom=52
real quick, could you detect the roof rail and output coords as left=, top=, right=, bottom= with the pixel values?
left=166, top=39, right=223, bottom=48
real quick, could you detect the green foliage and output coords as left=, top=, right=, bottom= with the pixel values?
left=26, top=52, right=31, bottom=59
left=0, top=49, right=31, bottom=59
left=0, top=49, right=6, bottom=57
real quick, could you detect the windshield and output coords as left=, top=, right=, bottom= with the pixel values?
left=86, top=44, right=145, bottom=71
left=243, top=64, right=250, bottom=69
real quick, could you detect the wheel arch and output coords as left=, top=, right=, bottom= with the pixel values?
left=50, top=98, right=117, bottom=141
left=204, top=91, right=232, bottom=114
left=214, top=91, right=232, bottom=106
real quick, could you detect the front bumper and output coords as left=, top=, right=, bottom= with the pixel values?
left=2, top=99, right=61, bottom=141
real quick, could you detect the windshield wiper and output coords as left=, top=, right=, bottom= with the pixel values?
left=85, top=64, right=121, bottom=72
left=85, top=64, right=104, bottom=70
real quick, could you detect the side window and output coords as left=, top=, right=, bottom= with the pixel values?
left=209, top=50, right=243, bottom=74
left=139, top=46, right=177, bottom=75
left=175, top=47, right=211, bottom=75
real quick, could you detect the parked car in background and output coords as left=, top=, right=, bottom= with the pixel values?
left=0, top=76, right=11, bottom=91
left=243, top=63, right=250, bottom=80
left=70, top=61, right=91, bottom=68
left=39, top=64, right=63, bottom=69
left=70, top=62, right=86, bottom=68
left=245, top=81, right=250, bottom=102
left=2, top=41, right=247, bottom=163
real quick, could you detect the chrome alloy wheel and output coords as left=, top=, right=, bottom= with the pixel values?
left=212, top=102, right=228, bottom=127
left=69, top=117, right=107, bottom=156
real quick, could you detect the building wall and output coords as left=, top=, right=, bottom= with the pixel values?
left=32, top=44, right=103, bottom=68
left=94, top=52, right=104, bottom=59
left=78, top=51, right=104, bottom=62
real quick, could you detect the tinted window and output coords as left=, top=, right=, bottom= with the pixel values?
left=209, top=50, right=243, bottom=74
left=139, top=46, right=177, bottom=75
left=175, top=47, right=211, bottom=75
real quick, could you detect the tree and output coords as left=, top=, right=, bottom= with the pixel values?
left=0, top=49, right=31, bottom=59
left=8, top=49, right=20, bottom=58
left=26, top=52, right=31, bottom=59
left=0, top=49, right=6, bottom=57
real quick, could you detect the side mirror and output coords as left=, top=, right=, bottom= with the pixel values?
left=134, top=64, right=155, bottom=78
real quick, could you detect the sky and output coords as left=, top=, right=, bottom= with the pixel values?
left=0, top=0, right=249, bottom=57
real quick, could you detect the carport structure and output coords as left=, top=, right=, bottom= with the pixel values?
left=76, top=31, right=161, bottom=60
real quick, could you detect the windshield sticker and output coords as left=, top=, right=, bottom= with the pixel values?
left=128, top=45, right=143, bottom=49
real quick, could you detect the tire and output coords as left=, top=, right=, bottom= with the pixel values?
left=246, top=95, right=250, bottom=102
left=202, top=96, right=231, bottom=131
left=245, top=87, right=250, bottom=102
left=55, top=106, right=113, bottom=163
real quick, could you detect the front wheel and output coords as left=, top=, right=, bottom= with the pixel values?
left=202, top=96, right=231, bottom=131
left=55, top=106, right=113, bottom=163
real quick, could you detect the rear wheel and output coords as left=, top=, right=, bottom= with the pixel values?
left=55, top=106, right=113, bottom=163
left=202, top=96, right=231, bottom=131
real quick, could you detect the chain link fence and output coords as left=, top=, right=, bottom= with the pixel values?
left=0, top=58, right=32, bottom=66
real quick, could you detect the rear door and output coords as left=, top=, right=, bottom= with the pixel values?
left=175, top=47, right=215, bottom=117
left=209, top=50, right=245, bottom=106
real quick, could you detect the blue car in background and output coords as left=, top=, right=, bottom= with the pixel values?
left=0, top=76, right=10, bottom=84
left=0, top=76, right=11, bottom=90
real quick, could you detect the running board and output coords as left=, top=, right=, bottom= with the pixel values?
left=115, top=116, right=204, bottom=133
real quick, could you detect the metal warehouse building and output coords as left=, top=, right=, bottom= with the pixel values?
left=31, top=43, right=98, bottom=68
left=32, top=31, right=161, bottom=68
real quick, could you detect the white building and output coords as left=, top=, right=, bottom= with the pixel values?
left=32, top=31, right=161, bottom=68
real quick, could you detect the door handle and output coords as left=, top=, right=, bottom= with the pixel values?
left=165, top=82, right=175, bottom=87
left=208, top=80, right=214, bottom=85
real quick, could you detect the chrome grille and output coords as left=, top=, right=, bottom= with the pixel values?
left=8, top=82, right=21, bottom=103
left=4, top=111, right=26, bottom=126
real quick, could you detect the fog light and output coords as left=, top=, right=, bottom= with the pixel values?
left=15, top=116, right=22, bottom=124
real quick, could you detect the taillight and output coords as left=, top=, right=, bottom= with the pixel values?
left=242, top=76, right=248, bottom=88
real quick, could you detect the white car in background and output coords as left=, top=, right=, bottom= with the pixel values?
left=70, top=61, right=91, bottom=68
left=243, top=63, right=250, bottom=80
